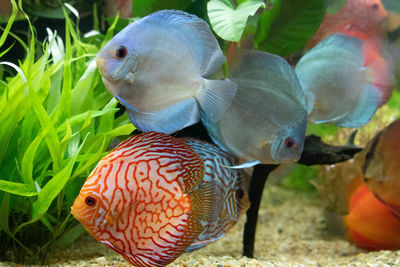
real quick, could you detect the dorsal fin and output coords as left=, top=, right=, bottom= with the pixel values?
left=144, top=10, right=225, bottom=77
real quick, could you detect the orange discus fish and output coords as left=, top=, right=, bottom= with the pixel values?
left=345, top=184, right=400, bottom=250
left=71, top=132, right=249, bottom=267
left=308, top=0, right=387, bottom=49
left=362, top=119, right=400, bottom=219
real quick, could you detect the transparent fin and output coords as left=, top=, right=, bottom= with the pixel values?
left=330, top=84, right=382, bottom=128
left=197, top=78, right=237, bottom=122
left=219, top=160, right=260, bottom=169
left=146, top=10, right=225, bottom=77
left=127, top=98, right=200, bottom=134
left=190, top=183, right=217, bottom=222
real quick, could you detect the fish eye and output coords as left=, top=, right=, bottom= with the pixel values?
left=115, top=46, right=128, bottom=58
left=371, top=3, right=379, bottom=10
left=85, top=196, right=96, bottom=206
left=237, top=189, right=245, bottom=199
left=284, top=138, right=296, bottom=149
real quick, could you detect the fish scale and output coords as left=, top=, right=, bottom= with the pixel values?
left=71, top=132, right=249, bottom=267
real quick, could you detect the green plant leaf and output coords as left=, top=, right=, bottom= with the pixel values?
left=0, top=0, right=18, bottom=49
left=132, top=0, right=192, bottom=17
left=208, top=0, right=265, bottom=42
left=55, top=224, right=84, bottom=247
left=282, top=164, right=317, bottom=192
left=255, top=0, right=325, bottom=56
left=383, top=0, right=400, bottom=13
left=326, top=0, right=346, bottom=14
left=31, top=134, right=88, bottom=219
left=0, top=180, right=38, bottom=196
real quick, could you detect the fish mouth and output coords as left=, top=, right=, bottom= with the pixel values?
left=95, top=55, right=106, bottom=75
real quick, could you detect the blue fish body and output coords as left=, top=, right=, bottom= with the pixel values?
left=96, top=10, right=237, bottom=134
left=202, top=49, right=308, bottom=164
left=295, top=33, right=386, bottom=128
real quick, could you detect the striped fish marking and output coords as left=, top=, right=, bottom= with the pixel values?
left=182, top=138, right=250, bottom=251
left=71, top=132, right=249, bottom=267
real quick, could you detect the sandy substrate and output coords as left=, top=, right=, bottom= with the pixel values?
left=2, top=183, right=400, bottom=267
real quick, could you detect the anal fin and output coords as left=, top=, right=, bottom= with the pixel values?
left=331, top=84, right=382, bottom=128
left=127, top=98, right=200, bottom=134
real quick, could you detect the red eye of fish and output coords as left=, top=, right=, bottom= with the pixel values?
left=85, top=196, right=96, bottom=206
left=284, top=138, right=296, bottom=149
left=115, top=46, right=127, bottom=58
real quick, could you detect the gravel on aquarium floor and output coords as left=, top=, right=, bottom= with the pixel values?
left=2, top=184, right=400, bottom=267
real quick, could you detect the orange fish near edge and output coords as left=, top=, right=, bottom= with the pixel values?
left=345, top=184, right=400, bottom=250
left=308, top=0, right=388, bottom=49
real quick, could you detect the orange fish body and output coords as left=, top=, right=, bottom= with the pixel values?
left=345, top=184, right=400, bottom=250
left=71, top=132, right=249, bottom=267
left=363, top=119, right=400, bottom=219
left=356, top=31, right=393, bottom=105
left=308, top=0, right=387, bottom=49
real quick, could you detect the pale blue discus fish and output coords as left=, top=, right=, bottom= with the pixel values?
left=295, top=33, right=385, bottom=128
left=95, top=10, right=237, bottom=134
left=202, top=49, right=308, bottom=166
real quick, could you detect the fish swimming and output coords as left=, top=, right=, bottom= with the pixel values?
left=362, top=119, right=400, bottom=219
left=95, top=10, right=237, bottom=134
left=71, top=132, right=249, bottom=267
left=295, top=33, right=393, bottom=128
left=307, top=0, right=387, bottom=49
left=202, top=49, right=308, bottom=164
left=345, top=183, right=400, bottom=250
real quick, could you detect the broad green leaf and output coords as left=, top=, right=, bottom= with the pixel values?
left=186, top=0, right=209, bottom=22
left=208, top=0, right=265, bottom=42
left=132, top=0, right=192, bottom=17
left=306, top=123, right=339, bottom=138
left=383, top=0, right=400, bottom=13
left=0, top=180, right=38, bottom=196
left=326, top=0, right=346, bottom=14
left=282, top=164, right=317, bottom=192
left=255, top=0, right=325, bottom=56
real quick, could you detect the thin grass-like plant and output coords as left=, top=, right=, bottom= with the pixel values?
left=0, top=1, right=133, bottom=263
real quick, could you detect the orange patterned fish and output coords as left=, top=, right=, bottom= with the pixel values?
left=362, top=119, right=400, bottom=219
left=71, top=132, right=249, bottom=267
left=345, top=184, right=400, bottom=250
left=308, top=0, right=388, bottom=49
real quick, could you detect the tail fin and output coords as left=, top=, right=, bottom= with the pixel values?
left=331, top=84, right=381, bottom=128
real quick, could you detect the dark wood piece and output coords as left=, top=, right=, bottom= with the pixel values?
left=242, top=135, right=363, bottom=258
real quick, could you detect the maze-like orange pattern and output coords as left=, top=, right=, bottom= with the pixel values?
left=71, top=132, right=249, bottom=267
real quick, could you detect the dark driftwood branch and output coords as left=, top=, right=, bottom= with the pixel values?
left=242, top=135, right=363, bottom=258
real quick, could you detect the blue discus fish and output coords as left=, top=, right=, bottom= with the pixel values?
left=295, top=33, right=392, bottom=128
left=95, top=10, right=237, bottom=134
left=202, top=49, right=308, bottom=165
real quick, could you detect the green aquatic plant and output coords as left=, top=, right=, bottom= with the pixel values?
left=0, top=1, right=134, bottom=262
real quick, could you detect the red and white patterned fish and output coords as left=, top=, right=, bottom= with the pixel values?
left=71, top=132, right=249, bottom=267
